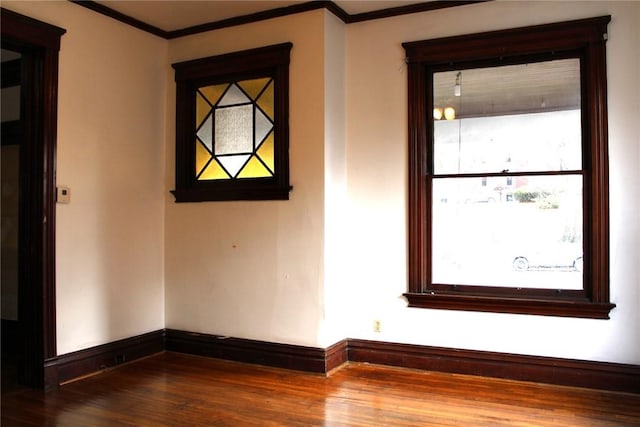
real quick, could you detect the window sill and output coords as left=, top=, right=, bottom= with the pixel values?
left=171, top=186, right=291, bottom=202
left=404, top=292, right=615, bottom=319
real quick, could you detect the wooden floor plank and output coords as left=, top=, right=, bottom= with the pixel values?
left=2, top=352, right=639, bottom=426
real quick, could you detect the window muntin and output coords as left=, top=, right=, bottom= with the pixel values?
left=403, top=16, right=614, bottom=318
left=172, top=43, right=292, bottom=202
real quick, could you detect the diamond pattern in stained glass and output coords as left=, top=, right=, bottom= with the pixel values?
left=194, top=77, right=279, bottom=181
left=196, top=140, right=212, bottom=176
left=256, top=81, right=274, bottom=119
left=238, top=155, right=272, bottom=178
left=215, top=105, right=253, bottom=155
left=199, top=84, right=227, bottom=106
left=218, top=84, right=251, bottom=106
left=238, top=78, right=270, bottom=100
left=197, top=113, right=213, bottom=151
left=257, top=131, right=274, bottom=173
left=178, top=42, right=291, bottom=198
left=200, top=158, right=230, bottom=180
left=196, top=93, right=211, bottom=128
left=218, top=154, right=251, bottom=178
left=255, top=108, right=273, bottom=147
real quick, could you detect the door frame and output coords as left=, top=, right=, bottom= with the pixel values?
left=1, top=8, right=65, bottom=389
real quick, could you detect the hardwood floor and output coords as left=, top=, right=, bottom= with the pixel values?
left=2, top=352, right=639, bottom=426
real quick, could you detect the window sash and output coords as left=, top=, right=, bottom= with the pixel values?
left=430, top=173, right=584, bottom=292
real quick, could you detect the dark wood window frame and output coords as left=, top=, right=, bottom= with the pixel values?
left=172, top=42, right=292, bottom=202
left=403, top=16, right=614, bottom=319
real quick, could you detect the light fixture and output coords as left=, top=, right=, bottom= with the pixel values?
left=444, top=107, right=456, bottom=120
left=433, top=108, right=443, bottom=120
left=454, top=71, right=461, bottom=97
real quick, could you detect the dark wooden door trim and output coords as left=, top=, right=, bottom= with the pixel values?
left=1, top=8, right=65, bottom=389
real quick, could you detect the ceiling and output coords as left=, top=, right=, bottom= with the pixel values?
left=434, top=59, right=581, bottom=119
left=94, top=1, right=427, bottom=33
left=83, top=1, right=575, bottom=118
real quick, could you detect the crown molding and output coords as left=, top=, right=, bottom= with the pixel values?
left=168, top=1, right=346, bottom=39
left=69, top=1, right=484, bottom=40
left=69, top=0, right=168, bottom=38
left=345, top=1, right=483, bottom=23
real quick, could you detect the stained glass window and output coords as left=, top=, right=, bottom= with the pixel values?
left=195, top=79, right=275, bottom=180
left=172, top=43, right=292, bottom=202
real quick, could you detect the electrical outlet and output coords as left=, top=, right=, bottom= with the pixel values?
left=373, top=320, right=381, bottom=333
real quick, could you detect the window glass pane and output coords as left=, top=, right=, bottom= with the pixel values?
left=195, top=140, right=212, bottom=177
left=257, top=81, right=274, bottom=120
left=218, top=154, right=251, bottom=178
left=433, top=59, right=581, bottom=174
left=255, top=108, right=273, bottom=147
left=237, top=155, right=272, bottom=178
left=257, top=131, right=275, bottom=173
left=238, top=78, right=271, bottom=100
left=215, top=105, right=253, bottom=155
left=197, top=113, right=213, bottom=152
left=432, top=175, right=583, bottom=289
left=199, top=158, right=230, bottom=180
left=199, top=84, right=227, bottom=107
left=218, top=83, right=251, bottom=106
left=196, top=92, right=211, bottom=128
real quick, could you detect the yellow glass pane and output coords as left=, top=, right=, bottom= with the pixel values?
left=256, top=132, right=274, bottom=173
left=199, top=84, right=227, bottom=106
left=256, top=81, right=274, bottom=120
left=237, top=155, right=272, bottom=178
left=195, top=141, right=211, bottom=176
left=199, top=158, right=230, bottom=180
left=238, top=78, right=270, bottom=101
left=196, top=93, right=211, bottom=128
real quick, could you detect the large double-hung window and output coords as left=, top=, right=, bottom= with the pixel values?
left=403, top=17, right=614, bottom=318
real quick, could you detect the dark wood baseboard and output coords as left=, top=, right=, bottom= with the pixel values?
left=165, top=329, right=347, bottom=374
left=45, top=330, right=638, bottom=394
left=44, top=330, right=165, bottom=388
left=1, top=319, right=21, bottom=360
left=348, top=339, right=640, bottom=394
left=325, top=338, right=349, bottom=373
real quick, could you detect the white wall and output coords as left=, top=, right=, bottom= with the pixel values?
left=164, top=10, right=327, bottom=347
left=343, top=1, right=640, bottom=364
left=3, top=1, right=637, bottom=365
left=2, top=1, right=167, bottom=354
left=321, top=11, right=347, bottom=347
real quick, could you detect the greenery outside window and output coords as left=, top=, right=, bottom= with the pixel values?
left=172, top=43, right=292, bottom=202
left=403, top=17, right=614, bottom=318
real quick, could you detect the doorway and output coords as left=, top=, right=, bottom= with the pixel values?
left=1, top=8, right=65, bottom=390
left=1, top=46, right=24, bottom=392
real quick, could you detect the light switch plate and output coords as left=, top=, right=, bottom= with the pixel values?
left=57, top=186, right=71, bottom=204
